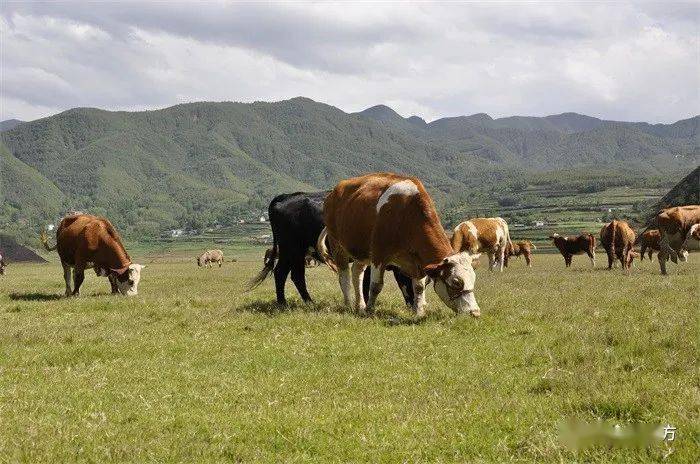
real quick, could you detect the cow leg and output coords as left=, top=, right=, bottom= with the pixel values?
left=412, top=277, right=427, bottom=318
left=108, top=274, right=119, bottom=294
left=393, top=269, right=414, bottom=306
left=72, top=267, right=85, bottom=296
left=589, top=249, right=596, bottom=267
left=337, top=263, right=353, bottom=308
left=497, top=247, right=505, bottom=272
left=351, top=262, right=368, bottom=315
left=648, top=250, right=654, bottom=262
left=565, top=254, right=572, bottom=267
left=524, top=252, right=532, bottom=267
left=640, top=244, right=646, bottom=261
left=487, top=252, right=495, bottom=271
left=606, top=249, right=614, bottom=269
left=658, top=250, right=669, bottom=275
left=62, top=263, right=72, bottom=297
left=290, top=257, right=312, bottom=303
left=273, top=258, right=291, bottom=305
left=366, top=264, right=385, bottom=310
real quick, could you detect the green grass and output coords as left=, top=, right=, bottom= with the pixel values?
left=0, top=249, right=698, bottom=462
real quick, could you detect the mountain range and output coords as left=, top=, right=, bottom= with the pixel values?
left=1, top=97, right=698, bottom=238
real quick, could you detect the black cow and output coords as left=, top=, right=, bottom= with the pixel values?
left=248, top=191, right=414, bottom=306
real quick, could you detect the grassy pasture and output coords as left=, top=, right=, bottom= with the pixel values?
left=0, top=248, right=698, bottom=463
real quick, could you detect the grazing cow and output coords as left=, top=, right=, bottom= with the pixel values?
left=599, top=220, right=637, bottom=271
left=319, top=173, right=480, bottom=317
left=637, top=229, right=661, bottom=262
left=41, top=213, right=144, bottom=296
left=504, top=240, right=536, bottom=268
left=549, top=233, right=596, bottom=268
left=653, top=205, right=700, bottom=275
left=0, top=250, right=6, bottom=275
left=248, top=191, right=414, bottom=306
left=450, top=217, right=512, bottom=271
left=197, top=249, right=224, bottom=268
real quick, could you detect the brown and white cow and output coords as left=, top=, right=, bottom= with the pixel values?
left=450, top=217, right=512, bottom=271
left=197, top=249, right=224, bottom=268
left=504, top=240, right=536, bottom=268
left=318, top=173, right=479, bottom=317
left=653, top=205, right=700, bottom=275
left=549, top=233, right=596, bottom=268
left=637, top=229, right=661, bottom=262
left=599, top=220, right=637, bottom=271
left=41, top=213, right=144, bottom=296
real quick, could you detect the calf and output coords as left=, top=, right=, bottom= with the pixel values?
left=451, top=217, right=512, bottom=271
left=248, top=191, right=413, bottom=306
left=599, top=220, right=637, bottom=271
left=319, top=173, right=479, bottom=317
left=504, top=240, right=536, bottom=268
left=41, top=213, right=144, bottom=296
left=549, top=233, right=596, bottom=268
left=197, top=249, right=224, bottom=268
left=637, top=229, right=661, bottom=262
left=653, top=205, right=700, bottom=275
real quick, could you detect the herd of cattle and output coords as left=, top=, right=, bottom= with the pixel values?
left=1, top=172, right=698, bottom=317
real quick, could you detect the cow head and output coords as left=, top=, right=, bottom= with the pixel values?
left=112, top=264, right=145, bottom=296
left=425, top=253, right=480, bottom=317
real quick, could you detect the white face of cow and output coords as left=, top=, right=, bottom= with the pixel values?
left=427, top=253, right=480, bottom=317
left=116, top=264, right=144, bottom=296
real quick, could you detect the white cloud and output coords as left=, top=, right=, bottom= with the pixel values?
left=0, top=1, right=698, bottom=123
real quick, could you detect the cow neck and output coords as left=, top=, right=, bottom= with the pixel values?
left=100, top=236, right=131, bottom=270
left=414, top=205, right=454, bottom=268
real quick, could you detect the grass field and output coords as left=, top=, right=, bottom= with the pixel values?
left=0, top=247, right=698, bottom=462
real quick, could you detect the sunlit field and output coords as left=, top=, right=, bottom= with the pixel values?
left=1, top=248, right=698, bottom=463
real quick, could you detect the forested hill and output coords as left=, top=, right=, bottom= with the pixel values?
left=1, top=97, right=698, bottom=239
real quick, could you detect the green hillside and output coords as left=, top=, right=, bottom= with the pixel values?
left=1, top=98, right=698, bottom=242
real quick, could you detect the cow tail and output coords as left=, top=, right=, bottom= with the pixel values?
left=39, top=229, right=57, bottom=252
left=530, top=242, right=537, bottom=250
left=316, top=227, right=338, bottom=273
left=610, top=224, right=617, bottom=260
left=247, top=240, right=277, bottom=290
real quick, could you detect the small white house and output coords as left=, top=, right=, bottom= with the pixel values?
left=259, top=216, right=266, bottom=223
left=534, top=221, right=545, bottom=227
left=169, top=229, right=184, bottom=237
left=46, top=224, right=55, bottom=231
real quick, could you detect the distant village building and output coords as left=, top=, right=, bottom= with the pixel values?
left=169, top=229, right=184, bottom=237
left=534, top=221, right=545, bottom=227
left=259, top=216, right=266, bottom=222
left=46, top=224, right=55, bottom=231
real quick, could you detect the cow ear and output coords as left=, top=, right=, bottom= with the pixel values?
left=424, top=263, right=443, bottom=279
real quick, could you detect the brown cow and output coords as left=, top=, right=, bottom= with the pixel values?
left=549, top=233, right=596, bottom=268
left=654, top=205, right=700, bottom=275
left=599, top=220, right=637, bottom=271
left=318, top=173, right=479, bottom=317
left=450, top=217, right=512, bottom=271
left=638, top=229, right=661, bottom=262
left=41, top=213, right=144, bottom=296
left=197, top=249, right=224, bottom=268
left=504, top=240, right=536, bottom=268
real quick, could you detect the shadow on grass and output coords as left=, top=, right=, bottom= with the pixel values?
left=9, top=292, right=62, bottom=301
left=235, top=299, right=428, bottom=326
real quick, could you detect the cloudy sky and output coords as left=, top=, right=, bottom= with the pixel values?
left=1, top=1, right=698, bottom=123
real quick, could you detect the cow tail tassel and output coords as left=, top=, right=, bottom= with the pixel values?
left=316, top=227, right=338, bottom=273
